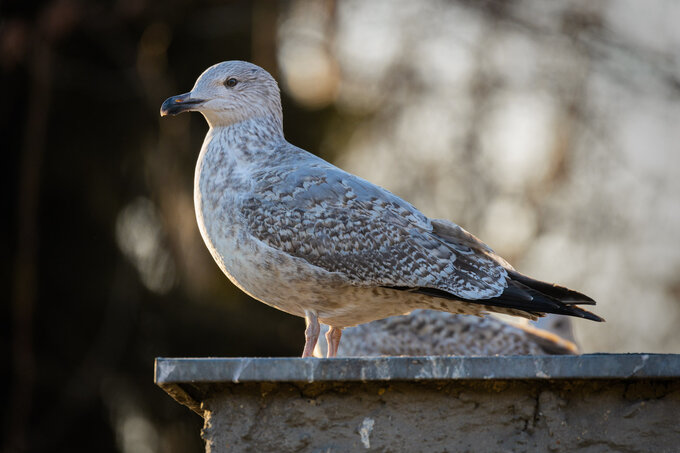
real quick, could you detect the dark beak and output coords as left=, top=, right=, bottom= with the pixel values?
left=160, top=92, right=205, bottom=116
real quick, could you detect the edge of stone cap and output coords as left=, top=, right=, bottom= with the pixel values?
left=155, top=354, right=680, bottom=385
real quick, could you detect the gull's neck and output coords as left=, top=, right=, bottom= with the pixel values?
left=196, top=116, right=286, bottom=210
left=210, top=115, right=285, bottom=154
left=196, top=115, right=286, bottom=195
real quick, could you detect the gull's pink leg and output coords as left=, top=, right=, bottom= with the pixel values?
left=325, top=326, right=343, bottom=358
left=301, top=310, right=320, bottom=358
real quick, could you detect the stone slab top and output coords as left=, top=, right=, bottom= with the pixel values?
left=155, top=354, right=680, bottom=385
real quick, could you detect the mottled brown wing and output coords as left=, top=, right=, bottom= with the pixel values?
left=238, top=158, right=509, bottom=299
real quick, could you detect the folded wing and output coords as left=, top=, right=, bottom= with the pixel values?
left=239, top=148, right=603, bottom=322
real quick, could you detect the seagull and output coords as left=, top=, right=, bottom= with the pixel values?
left=314, top=311, right=579, bottom=357
left=160, top=61, right=603, bottom=358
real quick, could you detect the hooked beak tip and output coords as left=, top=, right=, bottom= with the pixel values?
left=160, top=93, right=205, bottom=117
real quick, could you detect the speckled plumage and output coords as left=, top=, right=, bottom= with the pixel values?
left=160, top=61, right=603, bottom=357
left=315, top=311, right=579, bottom=357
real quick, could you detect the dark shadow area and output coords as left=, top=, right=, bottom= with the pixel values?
left=1, top=1, right=325, bottom=452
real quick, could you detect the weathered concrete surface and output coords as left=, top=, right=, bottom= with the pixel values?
left=201, top=379, right=680, bottom=452
left=155, top=355, right=680, bottom=452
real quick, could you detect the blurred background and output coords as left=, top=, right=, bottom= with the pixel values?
left=2, top=0, right=679, bottom=451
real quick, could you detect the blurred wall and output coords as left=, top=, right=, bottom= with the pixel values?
left=2, top=1, right=679, bottom=452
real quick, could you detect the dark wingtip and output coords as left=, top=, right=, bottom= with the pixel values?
left=508, top=270, right=598, bottom=305
left=566, top=305, right=605, bottom=322
left=561, top=299, right=597, bottom=306
left=560, top=292, right=597, bottom=305
left=387, top=284, right=606, bottom=322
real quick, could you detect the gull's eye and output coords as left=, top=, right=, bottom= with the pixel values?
left=224, top=78, right=238, bottom=88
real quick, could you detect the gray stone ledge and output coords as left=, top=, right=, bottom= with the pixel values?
left=155, top=354, right=680, bottom=452
left=155, top=353, right=680, bottom=385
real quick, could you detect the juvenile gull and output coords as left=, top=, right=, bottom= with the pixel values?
left=160, top=61, right=603, bottom=358
left=314, top=312, right=579, bottom=357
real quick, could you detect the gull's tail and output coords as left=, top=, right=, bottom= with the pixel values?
left=395, top=271, right=605, bottom=322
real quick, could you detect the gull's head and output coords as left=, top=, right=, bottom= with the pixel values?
left=160, top=61, right=282, bottom=129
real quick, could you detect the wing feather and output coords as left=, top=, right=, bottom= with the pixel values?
left=239, top=154, right=508, bottom=299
